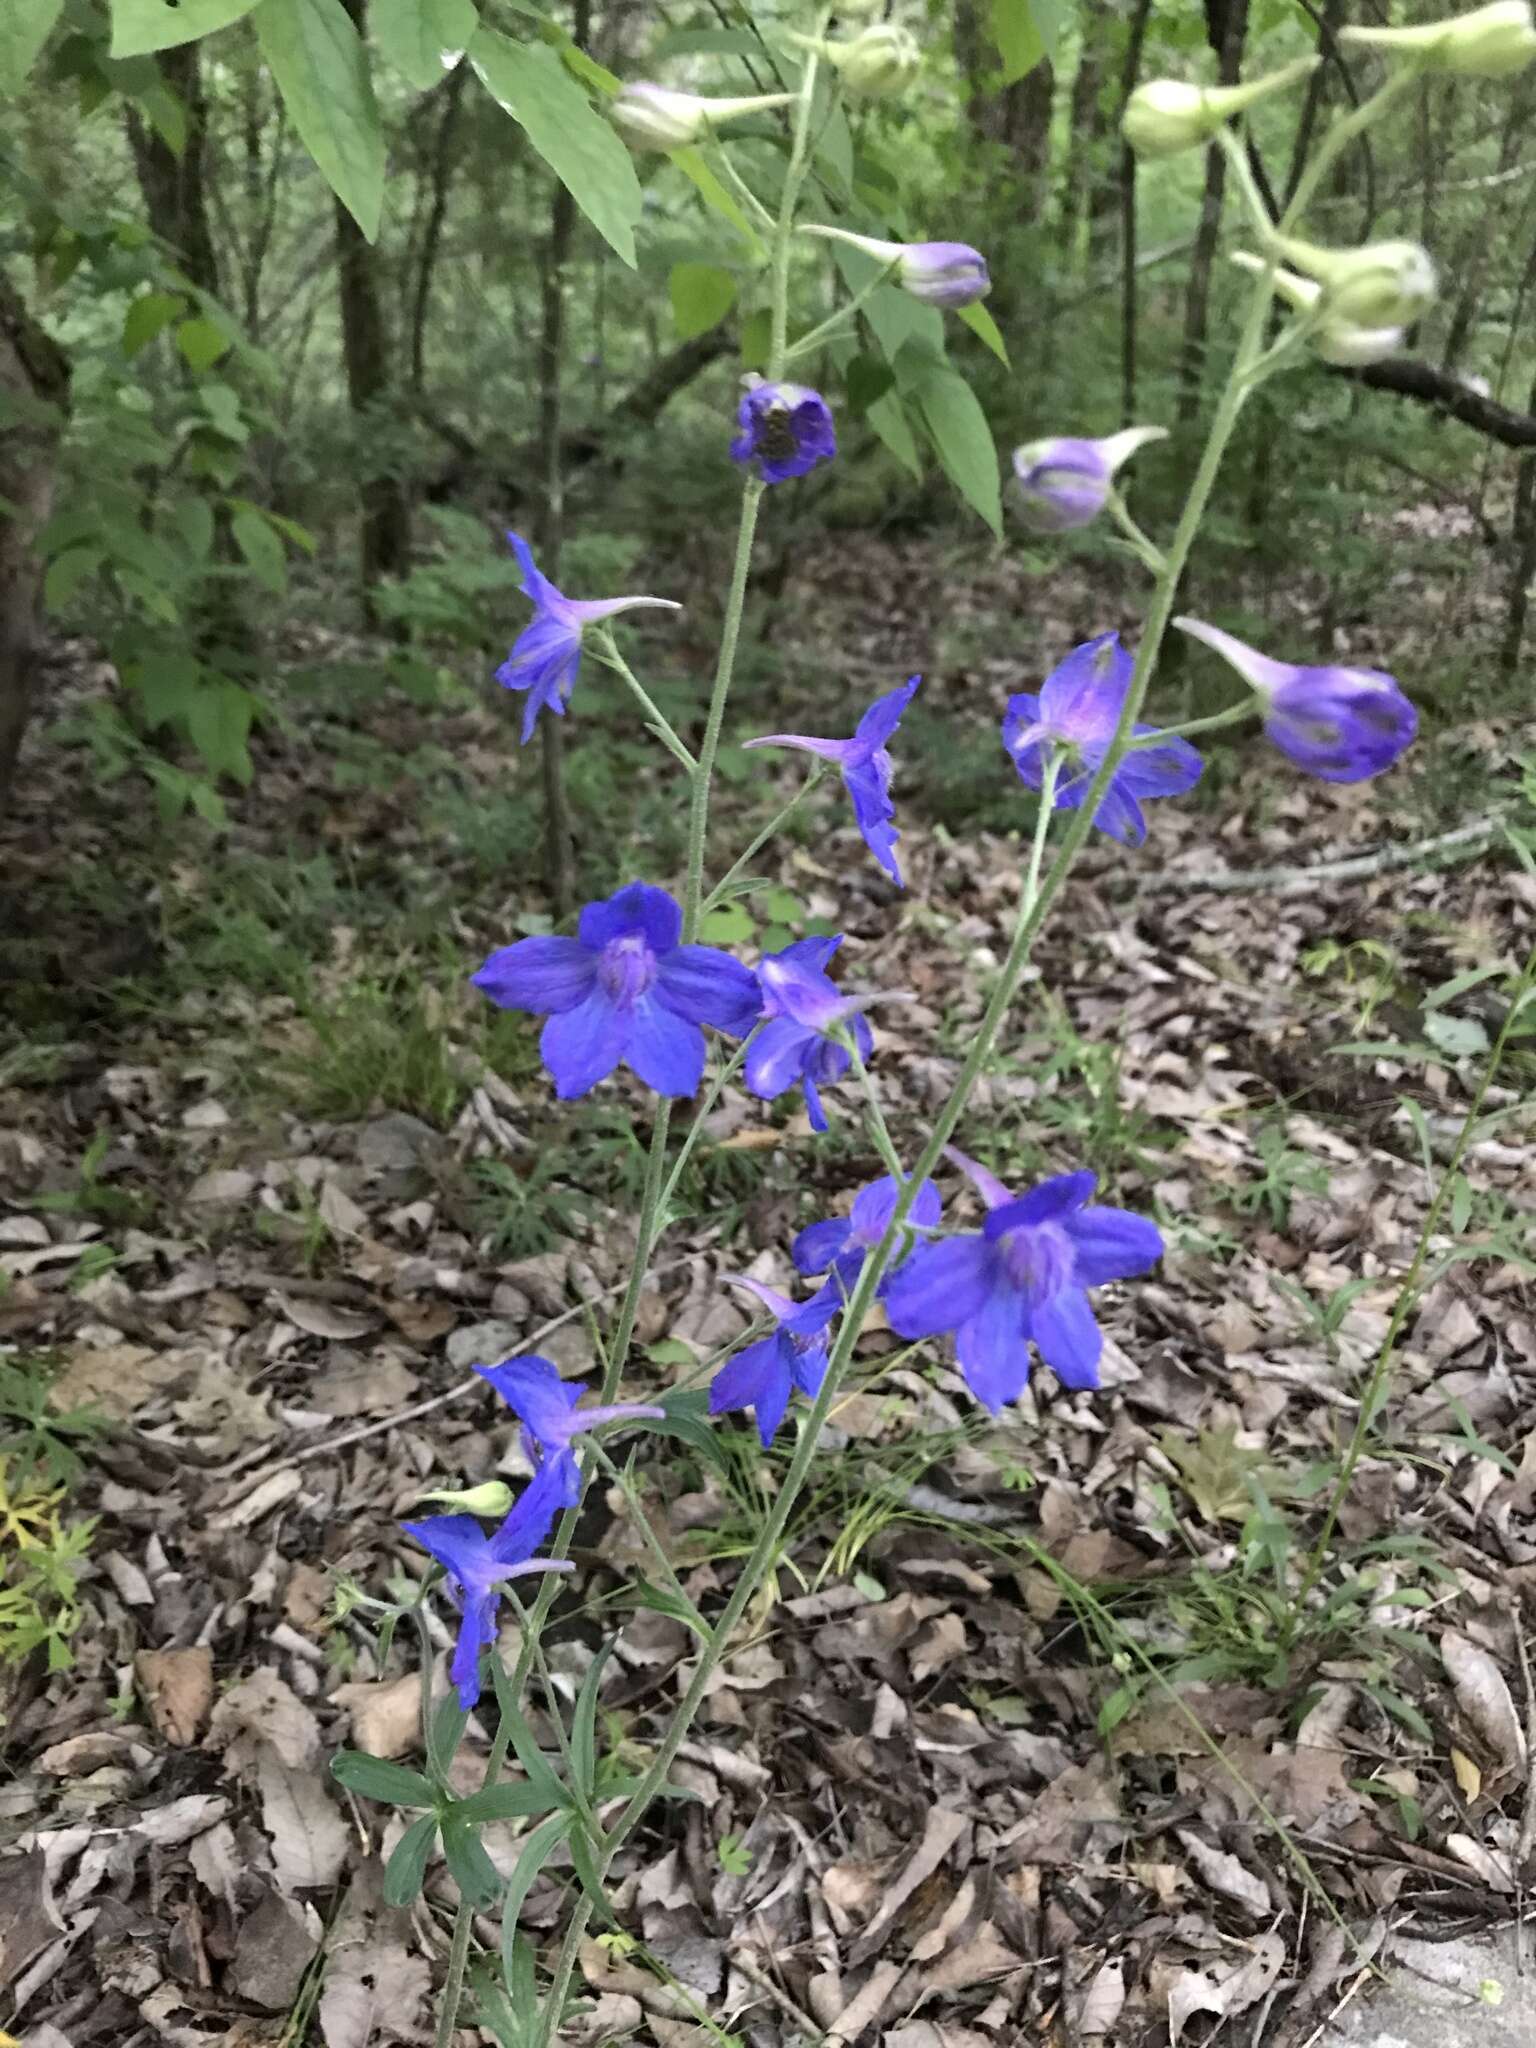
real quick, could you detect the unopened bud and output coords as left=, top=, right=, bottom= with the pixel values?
left=1122, top=59, right=1318, bottom=159
left=1232, top=253, right=1405, bottom=366
left=821, top=24, right=922, bottom=98
left=609, top=82, right=794, bottom=152
left=800, top=225, right=990, bottom=308
left=1341, top=2, right=1536, bottom=77
left=416, top=1481, right=514, bottom=1517
left=1012, top=425, right=1167, bottom=532
left=1273, top=235, right=1437, bottom=328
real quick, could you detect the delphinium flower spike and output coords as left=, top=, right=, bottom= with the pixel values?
left=1173, top=618, right=1418, bottom=782
left=886, top=1149, right=1163, bottom=1414
left=744, top=936, right=900, bottom=1133
left=1002, top=633, right=1202, bottom=846
left=709, top=1277, right=840, bottom=1446
left=473, top=881, right=762, bottom=1099
left=1012, top=427, right=1166, bottom=533
left=745, top=676, right=920, bottom=885
left=474, top=1354, right=665, bottom=1504
left=793, top=1171, right=942, bottom=1296
left=402, top=1457, right=574, bottom=1709
left=496, top=532, right=680, bottom=743
left=731, top=377, right=837, bottom=484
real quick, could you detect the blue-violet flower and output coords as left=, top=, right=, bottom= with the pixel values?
left=709, top=1276, right=840, bottom=1446
left=885, top=1149, right=1164, bottom=1414
left=402, top=1457, right=574, bottom=1709
left=1173, top=617, right=1417, bottom=782
left=793, top=1172, right=942, bottom=1296
left=731, top=377, right=837, bottom=484
left=474, top=1354, right=665, bottom=1504
left=496, top=531, right=679, bottom=744
left=473, top=881, right=762, bottom=1100
left=745, top=675, right=920, bottom=885
left=743, top=936, right=878, bottom=1133
left=1012, top=426, right=1166, bottom=533
left=800, top=225, right=990, bottom=309
left=1002, top=633, right=1202, bottom=846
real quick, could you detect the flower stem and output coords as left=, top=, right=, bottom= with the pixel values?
left=701, top=769, right=825, bottom=917
left=682, top=481, right=763, bottom=937
left=785, top=259, right=900, bottom=363
left=1104, top=489, right=1168, bottom=578
left=1128, top=700, right=1253, bottom=746
left=433, top=1899, right=473, bottom=2048
left=594, top=631, right=698, bottom=773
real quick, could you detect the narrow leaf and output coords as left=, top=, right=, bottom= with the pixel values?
left=382, top=1811, right=438, bottom=1906
left=469, top=28, right=641, bottom=266
left=499, top=1811, right=570, bottom=1977
left=670, top=146, right=762, bottom=257
left=441, top=1811, right=501, bottom=1908
left=254, top=0, right=385, bottom=241
left=450, top=1781, right=566, bottom=1824
left=329, top=1750, right=436, bottom=1806
left=957, top=298, right=1010, bottom=366
left=569, top=1643, right=612, bottom=1800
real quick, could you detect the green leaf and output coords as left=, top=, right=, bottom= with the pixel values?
left=989, top=0, right=1065, bottom=84
left=670, top=146, right=762, bottom=257
left=909, top=362, right=1002, bottom=536
left=372, top=0, right=476, bottom=92
left=176, top=316, right=232, bottom=373
left=569, top=1643, right=612, bottom=1800
left=450, top=1781, right=567, bottom=1824
left=866, top=390, right=922, bottom=479
left=1, top=0, right=63, bottom=94
left=564, top=1819, right=612, bottom=1922
left=230, top=501, right=287, bottom=593
left=187, top=678, right=256, bottom=785
left=383, top=1811, right=438, bottom=1906
left=956, top=298, right=1010, bottom=366
left=44, top=547, right=102, bottom=610
left=172, top=496, right=214, bottom=563
left=469, top=29, right=641, bottom=266
left=428, top=1691, right=471, bottom=1780
left=500, top=1811, right=569, bottom=1973
left=669, top=261, right=736, bottom=342
left=330, top=1750, right=437, bottom=1806
left=441, top=1810, right=502, bottom=1908
left=739, top=308, right=771, bottom=371
left=698, top=903, right=753, bottom=946
left=627, top=1577, right=710, bottom=1644
left=254, top=0, right=385, bottom=241
left=129, top=652, right=203, bottom=730
left=122, top=290, right=187, bottom=358
left=110, top=0, right=261, bottom=59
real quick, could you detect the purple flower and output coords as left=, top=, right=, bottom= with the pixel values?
left=1011, top=426, right=1166, bottom=533
left=744, top=676, right=920, bottom=885
left=473, top=882, right=762, bottom=1100
left=402, top=1458, right=574, bottom=1708
left=730, top=378, right=837, bottom=484
left=495, top=531, right=680, bottom=743
left=743, top=936, right=877, bottom=1133
left=709, top=1276, right=840, bottom=1446
left=474, top=1355, right=664, bottom=1504
left=1174, top=617, right=1418, bottom=783
left=801, top=226, right=991, bottom=309
left=885, top=1149, right=1163, bottom=1414
left=793, top=1172, right=942, bottom=1296
left=1002, top=632, right=1202, bottom=846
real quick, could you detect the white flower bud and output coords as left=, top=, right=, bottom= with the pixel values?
left=1341, top=2, right=1536, bottom=78
left=1272, top=235, right=1437, bottom=328
left=1122, top=58, right=1318, bottom=159
left=609, top=82, right=794, bottom=152
left=416, top=1481, right=515, bottom=1517
left=822, top=24, right=922, bottom=98
left=1231, top=253, right=1405, bottom=366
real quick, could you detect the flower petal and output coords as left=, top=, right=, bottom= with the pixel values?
left=540, top=992, right=627, bottom=1098
left=654, top=947, right=763, bottom=1034
left=757, top=948, right=846, bottom=1030
left=853, top=674, right=920, bottom=754
left=1089, top=774, right=1148, bottom=846
left=505, top=530, right=568, bottom=615
left=449, top=1590, right=497, bottom=1708
left=954, top=1286, right=1033, bottom=1413
left=1114, top=733, right=1204, bottom=799
left=1032, top=1288, right=1103, bottom=1389
left=563, top=593, right=681, bottom=624
left=490, top=1456, right=573, bottom=1563
left=709, top=1334, right=791, bottom=1447
left=402, top=1514, right=491, bottom=1594
left=578, top=882, right=683, bottom=953
left=472, top=936, right=596, bottom=1016
left=1064, top=1206, right=1164, bottom=1285
left=623, top=998, right=706, bottom=1096
left=743, top=1017, right=814, bottom=1101
left=844, top=758, right=903, bottom=885
left=792, top=1216, right=852, bottom=1276
left=1010, top=1171, right=1098, bottom=1228
left=944, top=1146, right=1015, bottom=1212
left=789, top=1330, right=831, bottom=1398
left=885, top=1234, right=996, bottom=1338
left=743, top=733, right=854, bottom=763
left=474, top=1356, right=583, bottom=1452
left=1038, top=633, right=1131, bottom=740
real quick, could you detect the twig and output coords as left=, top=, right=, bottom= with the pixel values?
left=733, top=1951, right=831, bottom=2042
left=1137, top=811, right=1509, bottom=897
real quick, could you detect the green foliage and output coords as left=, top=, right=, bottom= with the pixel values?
left=371, top=0, right=478, bottom=94
left=0, top=0, right=64, bottom=89
left=110, top=0, right=262, bottom=60
left=254, top=0, right=385, bottom=240
left=0, top=1359, right=108, bottom=1684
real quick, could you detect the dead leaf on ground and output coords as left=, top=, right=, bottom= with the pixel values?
left=331, top=1677, right=419, bottom=1760
left=136, top=1647, right=214, bottom=1748
left=1442, top=1628, right=1527, bottom=1786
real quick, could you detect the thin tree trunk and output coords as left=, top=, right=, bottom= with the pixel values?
left=125, top=43, right=221, bottom=294
left=335, top=0, right=411, bottom=621
left=1119, top=0, right=1154, bottom=423
left=0, top=277, right=69, bottom=820
left=1501, top=360, right=1536, bottom=682
left=1175, top=0, right=1249, bottom=426
left=532, top=0, right=590, bottom=917
left=410, top=64, right=468, bottom=392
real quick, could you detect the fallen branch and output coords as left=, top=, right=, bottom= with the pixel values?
left=1138, top=810, right=1510, bottom=897
left=1342, top=355, right=1536, bottom=449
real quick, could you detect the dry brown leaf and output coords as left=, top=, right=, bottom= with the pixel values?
left=136, top=1647, right=214, bottom=1747
left=309, top=1353, right=418, bottom=1417
left=318, top=1936, right=429, bottom=2048
left=1078, top=1958, right=1126, bottom=2037
left=51, top=1344, right=191, bottom=1419
left=1166, top=1933, right=1285, bottom=2043
left=1175, top=1831, right=1271, bottom=1916
left=1442, top=1629, right=1526, bottom=1784
left=331, top=1677, right=420, bottom=1760
left=848, top=1806, right=966, bottom=1965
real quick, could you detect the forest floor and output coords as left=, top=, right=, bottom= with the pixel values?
left=3, top=534, right=1536, bottom=2048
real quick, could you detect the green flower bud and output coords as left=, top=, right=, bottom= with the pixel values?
left=1231, top=252, right=1406, bottom=366
left=609, top=83, right=795, bottom=152
left=1271, top=235, right=1437, bottom=328
left=1122, top=59, right=1319, bottom=159
left=1341, top=2, right=1536, bottom=78
left=821, top=25, right=922, bottom=99
left=416, top=1481, right=514, bottom=1517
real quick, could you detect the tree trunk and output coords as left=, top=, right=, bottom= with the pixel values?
left=0, top=278, right=69, bottom=820
left=531, top=0, right=591, bottom=916
left=1175, top=0, right=1249, bottom=426
left=410, top=64, right=468, bottom=392
left=335, top=0, right=411, bottom=621
left=125, top=43, right=221, bottom=294
left=1118, top=0, right=1155, bottom=423
left=1502, top=355, right=1536, bottom=682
